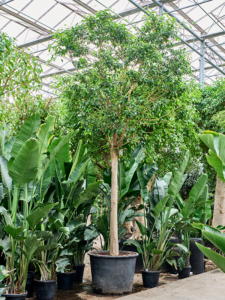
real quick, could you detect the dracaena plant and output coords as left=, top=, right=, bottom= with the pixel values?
left=0, top=113, right=77, bottom=292
left=124, top=151, right=190, bottom=271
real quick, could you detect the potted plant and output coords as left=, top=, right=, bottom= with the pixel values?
left=51, top=9, right=190, bottom=294
left=124, top=151, right=190, bottom=288
left=0, top=114, right=76, bottom=299
left=177, top=231, right=191, bottom=279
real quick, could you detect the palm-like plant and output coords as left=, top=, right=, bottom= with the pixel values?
left=0, top=113, right=76, bottom=293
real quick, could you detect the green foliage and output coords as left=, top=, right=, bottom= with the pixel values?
left=51, top=10, right=191, bottom=164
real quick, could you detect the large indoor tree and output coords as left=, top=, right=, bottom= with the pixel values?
left=51, top=10, right=191, bottom=255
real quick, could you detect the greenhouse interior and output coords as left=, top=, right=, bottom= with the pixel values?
left=1, top=0, right=225, bottom=299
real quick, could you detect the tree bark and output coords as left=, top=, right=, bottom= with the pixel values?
left=110, top=148, right=119, bottom=256
left=213, top=175, right=225, bottom=228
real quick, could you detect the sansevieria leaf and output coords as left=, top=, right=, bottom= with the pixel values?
left=9, top=139, right=39, bottom=188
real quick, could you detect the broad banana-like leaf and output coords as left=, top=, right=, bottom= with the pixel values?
left=26, top=203, right=58, bottom=229
left=137, top=169, right=148, bottom=202
left=55, top=257, right=70, bottom=272
left=19, top=182, right=34, bottom=203
left=84, top=225, right=100, bottom=241
left=67, top=216, right=85, bottom=232
left=199, top=131, right=219, bottom=155
left=136, top=219, right=147, bottom=236
left=120, top=147, right=145, bottom=198
left=163, top=172, right=172, bottom=185
left=176, top=193, right=185, bottom=211
left=9, top=139, right=39, bottom=188
left=20, top=235, right=40, bottom=261
left=56, top=142, right=70, bottom=176
left=33, top=242, right=59, bottom=255
left=10, top=113, right=40, bottom=158
left=0, top=185, right=3, bottom=203
left=50, top=131, right=75, bottom=161
left=153, top=194, right=169, bottom=219
left=118, top=208, right=135, bottom=225
left=196, top=242, right=225, bottom=273
left=36, top=116, right=54, bottom=177
left=201, top=230, right=225, bottom=254
left=181, top=197, right=194, bottom=218
left=74, top=181, right=102, bottom=209
left=168, top=151, right=189, bottom=202
left=189, top=174, right=208, bottom=202
left=70, top=140, right=87, bottom=176
left=86, top=161, right=96, bottom=188
left=0, top=236, right=10, bottom=252
left=192, top=223, right=224, bottom=235
left=34, top=231, right=53, bottom=240
left=67, top=158, right=90, bottom=184
left=0, top=156, right=12, bottom=192
left=97, top=214, right=109, bottom=238
left=123, top=239, right=143, bottom=254
left=4, top=225, right=25, bottom=239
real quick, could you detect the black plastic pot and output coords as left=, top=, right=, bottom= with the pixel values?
left=119, top=239, right=143, bottom=273
left=34, top=279, right=56, bottom=300
left=190, top=238, right=204, bottom=274
left=142, top=271, right=160, bottom=288
left=73, top=265, right=85, bottom=282
left=178, top=266, right=191, bottom=279
left=26, top=271, right=35, bottom=298
left=0, top=250, right=6, bottom=266
left=88, top=250, right=138, bottom=294
left=57, top=272, right=75, bottom=290
left=2, top=292, right=28, bottom=300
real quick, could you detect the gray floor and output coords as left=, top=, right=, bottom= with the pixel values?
left=118, top=269, right=225, bottom=300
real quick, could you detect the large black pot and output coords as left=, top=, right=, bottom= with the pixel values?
left=57, top=272, right=75, bottom=290
left=142, top=271, right=160, bottom=288
left=26, top=271, right=35, bottom=298
left=2, top=292, right=28, bottom=300
left=119, top=239, right=143, bottom=273
left=190, top=238, right=204, bottom=274
left=88, top=250, right=138, bottom=295
left=73, top=265, right=85, bottom=282
left=34, top=279, right=56, bottom=300
left=178, top=266, right=191, bottom=279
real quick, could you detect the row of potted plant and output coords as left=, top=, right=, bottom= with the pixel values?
left=0, top=114, right=102, bottom=299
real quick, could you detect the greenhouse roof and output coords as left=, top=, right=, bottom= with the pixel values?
left=1, top=0, right=225, bottom=97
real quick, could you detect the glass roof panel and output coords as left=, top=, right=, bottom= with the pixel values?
left=1, top=0, right=225, bottom=95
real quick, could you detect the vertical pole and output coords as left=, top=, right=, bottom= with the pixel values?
left=200, top=39, right=205, bottom=87
left=159, top=5, right=163, bottom=16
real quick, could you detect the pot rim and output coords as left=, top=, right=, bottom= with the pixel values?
left=141, top=270, right=161, bottom=274
left=88, top=250, right=139, bottom=258
left=57, top=271, right=76, bottom=275
left=2, top=291, right=28, bottom=297
left=179, top=266, right=191, bottom=270
left=73, top=264, right=85, bottom=267
left=34, top=279, right=56, bottom=283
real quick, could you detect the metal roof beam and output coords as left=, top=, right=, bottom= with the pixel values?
left=18, top=34, right=54, bottom=48
left=72, top=0, right=96, bottom=14
left=0, top=6, right=52, bottom=34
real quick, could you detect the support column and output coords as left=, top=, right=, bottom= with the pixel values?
left=159, top=5, right=163, bottom=16
left=199, top=39, right=205, bottom=86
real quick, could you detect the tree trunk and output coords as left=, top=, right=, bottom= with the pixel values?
left=110, top=148, right=119, bottom=256
left=213, top=175, right=225, bottom=228
left=86, top=214, right=91, bottom=226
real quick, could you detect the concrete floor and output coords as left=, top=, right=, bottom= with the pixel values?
left=118, top=269, right=225, bottom=300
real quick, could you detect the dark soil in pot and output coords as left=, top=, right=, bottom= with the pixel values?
left=142, top=270, right=160, bottom=288
left=57, top=272, right=75, bottom=290
left=34, top=279, right=56, bottom=300
left=26, top=271, right=35, bottom=298
left=2, top=292, right=28, bottom=300
left=178, top=266, right=191, bottom=279
left=88, top=250, right=138, bottom=295
left=73, top=265, right=85, bottom=282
